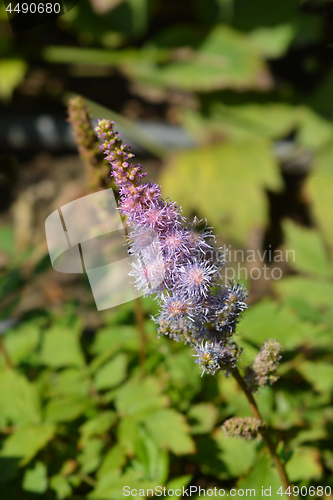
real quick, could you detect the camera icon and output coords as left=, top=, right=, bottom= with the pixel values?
left=45, top=189, right=164, bottom=310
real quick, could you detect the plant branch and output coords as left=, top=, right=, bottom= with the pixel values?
left=0, top=336, right=12, bottom=369
left=134, top=296, right=147, bottom=367
left=232, top=366, right=291, bottom=493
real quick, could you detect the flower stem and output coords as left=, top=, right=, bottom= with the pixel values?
left=134, top=297, right=147, bottom=367
left=0, top=336, right=12, bottom=369
left=232, top=366, right=291, bottom=493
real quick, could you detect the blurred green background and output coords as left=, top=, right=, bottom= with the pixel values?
left=1, top=0, right=333, bottom=498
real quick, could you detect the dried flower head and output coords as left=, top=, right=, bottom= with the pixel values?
left=222, top=417, right=264, bottom=441
left=245, top=339, right=282, bottom=392
left=68, top=96, right=109, bottom=191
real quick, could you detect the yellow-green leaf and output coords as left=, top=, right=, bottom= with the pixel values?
left=145, top=408, right=196, bottom=455
left=160, top=139, right=281, bottom=244
left=286, top=447, right=322, bottom=481
left=283, top=220, right=331, bottom=278
left=23, top=461, right=48, bottom=493
left=126, top=25, right=271, bottom=92
left=0, top=370, right=41, bottom=425
left=41, top=327, right=85, bottom=368
left=94, top=353, right=127, bottom=390
left=187, top=403, right=218, bottom=434
left=1, top=424, right=55, bottom=465
left=0, top=59, right=27, bottom=101
left=249, top=24, right=295, bottom=59
left=115, top=377, right=168, bottom=420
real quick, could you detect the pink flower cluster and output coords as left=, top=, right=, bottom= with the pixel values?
left=96, top=119, right=248, bottom=375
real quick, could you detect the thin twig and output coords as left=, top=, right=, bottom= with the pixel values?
left=0, top=336, right=12, bottom=369
left=79, top=473, right=97, bottom=488
left=232, top=366, right=291, bottom=494
left=134, top=296, right=147, bottom=367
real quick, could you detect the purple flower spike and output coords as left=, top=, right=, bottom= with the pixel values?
left=95, top=119, right=249, bottom=377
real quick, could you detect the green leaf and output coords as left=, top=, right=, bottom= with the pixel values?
left=94, top=353, right=127, bottom=390
left=184, top=102, right=333, bottom=148
left=126, top=25, right=270, bottom=92
left=297, top=361, right=333, bottom=393
left=272, top=294, right=325, bottom=324
left=0, top=370, right=41, bottom=425
left=290, top=428, right=327, bottom=448
left=286, top=447, right=322, bottom=481
left=127, top=0, right=149, bottom=36
left=0, top=59, right=27, bottom=101
left=23, top=461, right=48, bottom=493
left=2, top=323, right=39, bottom=367
left=46, top=368, right=90, bottom=398
left=283, top=220, right=330, bottom=278
left=313, top=141, right=333, bottom=179
left=270, top=394, right=303, bottom=430
left=44, top=396, right=92, bottom=423
left=97, top=445, right=126, bottom=480
left=115, top=377, right=168, bottom=420
left=187, top=403, right=218, bottom=434
left=145, top=408, right=196, bottom=455
left=323, top=450, right=333, bottom=472
left=87, top=470, right=121, bottom=500
left=271, top=388, right=331, bottom=430
left=88, top=470, right=158, bottom=500
left=78, top=438, right=104, bottom=474
left=41, top=326, right=85, bottom=368
left=308, top=171, right=333, bottom=248
left=248, top=24, right=295, bottom=59
left=91, top=326, right=139, bottom=356
left=132, top=426, right=169, bottom=482
left=50, top=475, right=72, bottom=500
left=237, top=299, right=320, bottom=349
left=214, top=429, right=257, bottom=478
left=189, top=435, right=227, bottom=478
left=1, top=424, right=55, bottom=465
left=166, top=475, right=192, bottom=500
left=274, top=276, right=333, bottom=310
left=149, top=24, right=205, bottom=49
left=43, top=46, right=168, bottom=66
left=160, top=139, right=281, bottom=245
left=217, top=376, right=250, bottom=418
left=233, top=0, right=320, bottom=42
left=165, top=351, right=202, bottom=408
left=237, top=450, right=282, bottom=492
left=297, top=107, right=333, bottom=151
left=211, top=103, right=298, bottom=141
left=117, top=416, right=140, bottom=456
left=79, top=411, right=117, bottom=445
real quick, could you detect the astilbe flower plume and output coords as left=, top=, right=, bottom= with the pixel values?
left=95, top=119, right=249, bottom=376
left=69, top=110, right=290, bottom=492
